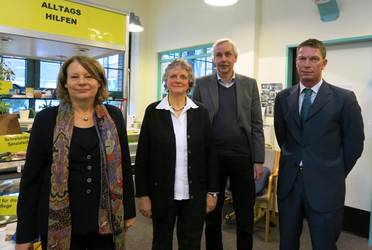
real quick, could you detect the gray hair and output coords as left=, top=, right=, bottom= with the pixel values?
left=162, top=58, right=194, bottom=92
left=212, top=38, right=239, bottom=58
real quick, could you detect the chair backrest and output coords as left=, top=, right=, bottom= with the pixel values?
left=255, top=166, right=270, bottom=195
left=263, top=148, right=280, bottom=174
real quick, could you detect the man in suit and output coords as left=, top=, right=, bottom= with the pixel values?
left=193, top=38, right=265, bottom=250
left=274, top=38, right=364, bottom=250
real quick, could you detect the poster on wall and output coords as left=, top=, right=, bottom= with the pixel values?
left=260, top=83, right=283, bottom=116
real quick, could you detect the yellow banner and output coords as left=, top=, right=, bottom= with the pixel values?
left=0, top=196, right=18, bottom=216
left=0, top=0, right=126, bottom=47
left=0, top=133, right=29, bottom=153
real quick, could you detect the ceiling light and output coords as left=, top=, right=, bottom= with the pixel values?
left=77, top=47, right=89, bottom=53
left=0, top=36, right=13, bottom=42
left=56, top=55, right=67, bottom=60
left=129, top=12, right=144, bottom=32
left=204, top=0, right=238, bottom=6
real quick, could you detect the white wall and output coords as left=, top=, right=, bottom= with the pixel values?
left=257, top=0, right=372, bottom=84
left=323, top=42, right=372, bottom=212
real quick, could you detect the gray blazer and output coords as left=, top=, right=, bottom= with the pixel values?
left=193, top=73, right=265, bottom=163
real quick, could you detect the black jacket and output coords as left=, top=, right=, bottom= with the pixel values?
left=135, top=101, right=219, bottom=218
left=16, top=105, right=135, bottom=243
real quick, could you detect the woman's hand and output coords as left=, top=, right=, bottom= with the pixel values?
left=206, top=194, right=218, bottom=214
left=124, top=217, right=136, bottom=232
left=138, top=196, right=152, bottom=218
left=15, top=242, right=33, bottom=250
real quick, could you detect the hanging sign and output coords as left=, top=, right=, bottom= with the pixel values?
left=0, top=0, right=126, bottom=47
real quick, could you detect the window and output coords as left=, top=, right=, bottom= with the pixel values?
left=1, top=56, right=26, bottom=87
left=158, top=44, right=214, bottom=99
left=98, top=54, right=124, bottom=98
left=0, top=53, right=125, bottom=113
left=40, top=60, right=62, bottom=88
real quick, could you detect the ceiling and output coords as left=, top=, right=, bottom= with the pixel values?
left=0, top=32, right=123, bottom=61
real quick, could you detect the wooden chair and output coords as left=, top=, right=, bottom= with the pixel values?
left=254, top=147, right=280, bottom=241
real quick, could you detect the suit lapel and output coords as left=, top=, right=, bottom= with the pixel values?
left=187, top=108, right=194, bottom=132
left=306, top=82, right=331, bottom=121
left=286, top=85, right=301, bottom=129
left=159, top=109, right=174, bottom=131
left=235, top=74, right=244, bottom=119
left=207, top=74, right=219, bottom=113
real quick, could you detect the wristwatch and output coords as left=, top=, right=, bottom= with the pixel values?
left=208, top=192, right=218, bottom=198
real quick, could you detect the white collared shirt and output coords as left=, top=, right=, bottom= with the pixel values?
left=155, top=96, right=199, bottom=200
left=217, top=72, right=236, bottom=88
left=298, top=80, right=322, bottom=167
left=298, top=80, right=323, bottom=114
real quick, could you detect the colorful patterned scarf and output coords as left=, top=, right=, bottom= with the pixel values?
left=47, top=102, right=125, bottom=250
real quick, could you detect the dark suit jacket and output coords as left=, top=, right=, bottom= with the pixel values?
left=193, top=73, right=265, bottom=163
left=274, top=81, right=364, bottom=212
left=16, top=105, right=136, bottom=243
left=135, top=101, right=219, bottom=218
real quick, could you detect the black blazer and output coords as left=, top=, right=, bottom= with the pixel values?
left=274, top=81, right=364, bottom=212
left=135, top=101, right=219, bottom=218
left=16, top=105, right=136, bottom=243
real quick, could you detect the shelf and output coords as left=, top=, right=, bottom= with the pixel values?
left=0, top=96, right=57, bottom=100
left=0, top=160, right=24, bottom=174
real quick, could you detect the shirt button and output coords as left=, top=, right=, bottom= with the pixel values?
left=188, top=150, right=191, bottom=154
left=87, top=165, right=92, bottom=171
left=87, top=177, right=92, bottom=183
left=187, top=135, right=191, bottom=139
left=190, top=195, right=194, bottom=199
left=86, top=189, right=92, bottom=194
left=86, top=155, right=92, bottom=160
left=188, top=165, right=191, bottom=169
left=189, top=180, right=193, bottom=184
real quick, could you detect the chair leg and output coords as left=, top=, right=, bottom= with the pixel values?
left=271, top=192, right=277, bottom=222
left=264, top=198, right=270, bottom=241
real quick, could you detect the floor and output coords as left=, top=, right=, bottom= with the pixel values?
left=125, top=210, right=370, bottom=250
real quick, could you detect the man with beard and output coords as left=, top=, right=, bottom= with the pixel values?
left=193, top=38, right=265, bottom=250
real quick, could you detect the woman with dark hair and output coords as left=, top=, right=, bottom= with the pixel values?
left=15, top=55, right=135, bottom=250
left=135, top=58, right=219, bottom=250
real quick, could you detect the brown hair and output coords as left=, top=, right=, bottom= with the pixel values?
left=56, top=55, right=109, bottom=104
left=297, top=38, right=327, bottom=59
left=162, top=58, right=194, bottom=92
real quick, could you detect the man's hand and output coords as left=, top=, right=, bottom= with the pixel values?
left=206, top=194, right=218, bottom=214
left=138, top=196, right=152, bottom=218
left=124, top=217, right=136, bottom=232
left=254, top=163, right=264, bottom=181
